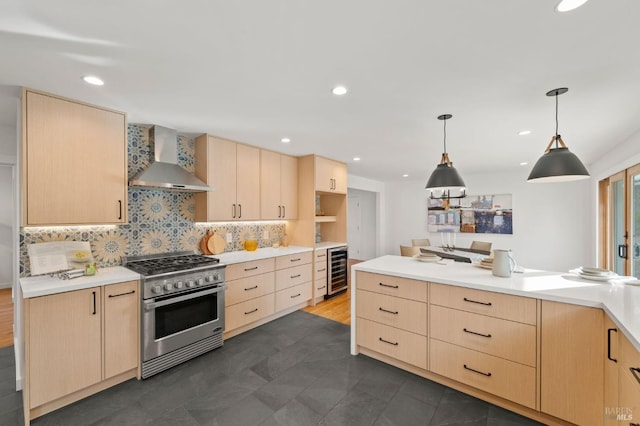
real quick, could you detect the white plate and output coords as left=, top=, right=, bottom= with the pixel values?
left=414, top=255, right=440, bottom=262
left=570, top=269, right=618, bottom=282
left=475, top=263, right=493, bottom=270
left=579, top=266, right=613, bottom=275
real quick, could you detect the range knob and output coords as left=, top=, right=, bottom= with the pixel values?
left=175, top=281, right=183, bottom=289
left=214, top=273, right=220, bottom=281
left=198, top=278, right=204, bottom=286
left=164, top=283, right=173, bottom=291
left=187, top=280, right=195, bottom=288
left=151, top=285, right=162, bottom=294
left=206, top=275, right=214, bottom=283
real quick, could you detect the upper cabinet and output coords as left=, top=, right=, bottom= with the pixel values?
left=194, top=135, right=260, bottom=221
left=315, top=156, right=347, bottom=193
left=22, top=88, right=127, bottom=226
left=260, top=150, right=298, bottom=220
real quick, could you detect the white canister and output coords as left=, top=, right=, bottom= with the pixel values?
left=492, top=249, right=516, bottom=277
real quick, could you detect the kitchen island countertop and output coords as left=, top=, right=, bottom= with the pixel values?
left=351, top=255, right=640, bottom=351
left=20, top=266, right=141, bottom=298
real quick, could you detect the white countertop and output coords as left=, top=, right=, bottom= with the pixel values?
left=314, top=241, right=347, bottom=250
left=352, top=255, right=640, bottom=351
left=209, top=246, right=313, bottom=265
left=20, top=266, right=141, bottom=298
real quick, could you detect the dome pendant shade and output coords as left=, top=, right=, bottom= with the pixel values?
left=527, top=135, right=589, bottom=183
left=425, top=114, right=467, bottom=199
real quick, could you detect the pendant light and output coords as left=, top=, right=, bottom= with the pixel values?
left=425, top=114, right=467, bottom=199
left=527, top=88, right=590, bottom=183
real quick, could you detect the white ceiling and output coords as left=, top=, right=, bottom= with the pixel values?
left=1, top=0, right=639, bottom=182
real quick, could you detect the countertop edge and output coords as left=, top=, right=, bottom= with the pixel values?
left=210, top=246, right=313, bottom=265
left=20, top=266, right=141, bottom=298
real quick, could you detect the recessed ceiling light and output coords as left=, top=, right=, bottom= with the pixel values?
left=555, top=0, right=589, bottom=12
left=353, top=157, right=360, bottom=161
left=402, top=174, right=409, bottom=178
left=520, top=162, right=529, bottom=166
left=281, top=137, right=291, bottom=143
left=332, top=85, right=347, bottom=96
left=83, top=75, right=104, bottom=86
left=518, top=130, right=531, bottom=136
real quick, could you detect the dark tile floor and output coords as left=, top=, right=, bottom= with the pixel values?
left=0, top=311, right=542, bottom=425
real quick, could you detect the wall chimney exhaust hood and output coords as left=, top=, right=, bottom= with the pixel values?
left=129, top=125, right=213, bottom=192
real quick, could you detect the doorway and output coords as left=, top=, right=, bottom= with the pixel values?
left=347, top=188, right=377, bottom=261
left=599, top=163, right=640, bottom=278
left=0, top=164, right=14, bottom=289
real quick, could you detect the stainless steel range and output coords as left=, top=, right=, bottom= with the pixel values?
left=124, top=251, right=226, bottom=379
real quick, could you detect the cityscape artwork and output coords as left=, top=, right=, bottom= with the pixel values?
left=427, top=194, right=513, bottom=234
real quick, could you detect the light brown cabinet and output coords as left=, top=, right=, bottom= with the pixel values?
left=22, top=88, right=127, bottom=226
left=260, top=150, right=298, bottom=219
left=618, top=328, right=640, bottom=425
left=313, top=249, right=328, bottom=302
left=315, top=156, right=347, bottom=193
left=604, top=315, right=619, bottom=426
left=23, top=280, right=139, bottom=422
left=194, top=135, right=260, bottom=221
left=540, top=300, right=604, bottom=426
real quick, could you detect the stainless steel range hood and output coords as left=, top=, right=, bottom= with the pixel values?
left=129, top=125, right=212, bottom=192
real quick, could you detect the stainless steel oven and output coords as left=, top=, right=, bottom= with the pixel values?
left=125, top=252, right=226, bottom=378
left=326, top=246, right=348, bottom=297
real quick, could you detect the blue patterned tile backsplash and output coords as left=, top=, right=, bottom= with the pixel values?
left=20, top=124, right=286, bottom=276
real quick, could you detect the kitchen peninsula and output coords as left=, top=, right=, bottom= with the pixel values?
left=351, top=255, right=640, bottom=426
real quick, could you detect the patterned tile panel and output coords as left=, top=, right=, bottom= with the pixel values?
left=19, top=124, right=286, bottom=276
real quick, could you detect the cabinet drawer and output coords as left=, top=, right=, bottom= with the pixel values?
left=357, top=318, right=427, bottom=370
left=619, top=364, right=640, bottom=421
left=356, top=271, right=427, bottom=302
left=314, top=249, right=327, bottom=263
left=430, top=305, right=536, bottom=366
left=226, top=272, right=275, bottom=306
left=430, top=283, right=536, bottom=325
left=275, top=264, right=312, bottom=291
left=314, top=259, right=328, bottom=278
left=430, top=339, right=536, bottom=409
left=276, top=251, right=312, bottom=270
left=357, top=290, right=427, bottom=336
left=225, top=293, right=275, bottom=331
left=275, top=282, right=312, bottom=312
left=226, top=258, right=275, bottom=281
left=314, top=277, right=327, bottom=298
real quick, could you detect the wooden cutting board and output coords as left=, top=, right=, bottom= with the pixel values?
left=207, top=230, right=226, bottom=254
left=200, top=230, right=212, bottom=255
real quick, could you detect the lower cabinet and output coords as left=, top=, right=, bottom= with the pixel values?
left=24, top=280, right=139, bottom=422
left=540, top=300, right=604, bottom=426
left=224, top=253, right=313, bottom=337
left=619, top=327, right=640, bottom=425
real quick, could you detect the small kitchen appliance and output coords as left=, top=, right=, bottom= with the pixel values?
left=124, top=251, right=226, bottom=378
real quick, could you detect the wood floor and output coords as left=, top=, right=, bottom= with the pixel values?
left=0, top=288, right=13, bottom=348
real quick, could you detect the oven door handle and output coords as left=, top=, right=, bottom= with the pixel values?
left=144, top=285, right=226, bottom=311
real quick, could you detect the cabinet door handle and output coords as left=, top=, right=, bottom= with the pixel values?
left=379, top=307, right=399, bottom=315
left=108, top=290, right=135, bottom=298
left=290, top=293, right=301, bottom=298
left=244, top=308, right=258, bottom=315
left=244, top=266, right=259, bottom=271
left=379, top=282, right=399, bottom=289
left=631, top=367, right=640, bottom=385
left=244, top=285, right=258, bottom=291
left=290, top=274, right=301, bottom=279
left=317, top=268, right=326, bottom=272
left=118, top=200, right=122, bottom=220
left=607, top=328, right=618, bottom=363
left=232, top=204, right=236, bottom=218
left=278, top=205, right=282, bottom=218
left=291, top=258, right=301, bottom=262
left=463, top=364, right=492, bottom=377
left=317, top=254, right=326, bottom=258
left=238, top=204, right=242, bottom=218
left=463, top=297, right=492, bottom=306
left=378, top=337, right=398, bottom=346
left=317, top=285, right=326, bottom=290
left=463, top=328, right=492, bottom=338
left=282, top=205, right=286, bottom=218
left=92, top=291, right=96, bottom=315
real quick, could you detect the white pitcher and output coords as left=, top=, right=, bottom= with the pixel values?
left=492, top=249, right=516, bottom=277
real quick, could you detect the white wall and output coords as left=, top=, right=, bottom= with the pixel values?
left=385, top=169, right=592, bottom=272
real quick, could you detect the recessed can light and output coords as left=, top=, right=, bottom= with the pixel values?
left=332, top=85, right=347, bottom=95
left=556, top=0, right=589, bottom=12
left=353, top=157, right=360, bottom=161
left=402, top=174, right=409, bottom=178
left=520, top=162, right=529, bottom=166
left=281, top=137, right=291, bottom=143
left=518, top=130, right=531, bottom=136
left=83, top=75, right=104, bottom=86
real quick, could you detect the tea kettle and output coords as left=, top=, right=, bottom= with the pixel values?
left=492, top=249, right=517, bottom=277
